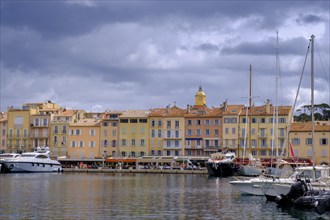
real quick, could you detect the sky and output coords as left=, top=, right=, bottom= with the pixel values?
left=1, top=0, right=329, bottom=113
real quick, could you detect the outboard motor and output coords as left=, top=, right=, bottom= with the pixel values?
left=276, top=177, right=308, bottom=207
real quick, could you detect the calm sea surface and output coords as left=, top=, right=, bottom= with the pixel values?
left=0, top=173, right=329, bottom=220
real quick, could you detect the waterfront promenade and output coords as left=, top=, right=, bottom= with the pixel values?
left=63, top=167, right=208, bottom=174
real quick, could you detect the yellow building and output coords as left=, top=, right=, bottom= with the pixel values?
left=50, top=109, right=85, bottom=157
left=289, top=122, right=330, bottom=165
left=238, top=101, right=292, bottom=159
left=0, top=112, right=7, bottom=153
left=100, top=111, right=122, bottom=157
left=222, top=102, right=244, bottom=154
left=6, top=106, right=37, bottom=153
left=184, top=87, right=222, bottom=157
left=67, top=118, right=101, bottom=159
left=149, top=105, right=186, bottom=157
left=30, top=107, right=61, bottom=150
left=118, top=110, right=150, bottom=157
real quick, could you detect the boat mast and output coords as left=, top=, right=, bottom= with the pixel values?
left=275, top=31, right=279, bottom=160
left=311, top=35, right=315, bottom=173
left=249, top=64, right=252, bottom=155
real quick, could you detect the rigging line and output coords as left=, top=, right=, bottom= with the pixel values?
left=279, top=40, right=311, bottom=161
left=315, top=40, right=330, bottom=86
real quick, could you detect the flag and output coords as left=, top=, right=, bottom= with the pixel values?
left=289, top=142, right=295, bottom=158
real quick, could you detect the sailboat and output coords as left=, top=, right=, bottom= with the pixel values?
left=238, top=65, right=267, bottom=177
left=275, top=35, right=330, bottom=215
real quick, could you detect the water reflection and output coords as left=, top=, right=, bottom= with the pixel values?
left=0, top=173, right=329, bottom=220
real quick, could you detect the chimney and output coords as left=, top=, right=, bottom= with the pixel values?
left=266, top=99, right=271, bottom=114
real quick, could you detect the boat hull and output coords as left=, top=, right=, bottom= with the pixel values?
left=206, top=162, right=237, bottom=177
left=2, top=161, right=63, bottom=173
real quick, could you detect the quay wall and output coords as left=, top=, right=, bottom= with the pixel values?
left=63, top=168, right=208, bottom=175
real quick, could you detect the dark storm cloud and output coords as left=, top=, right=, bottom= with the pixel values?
left=1, top=1, right=329, bottom=112
left=222, top=37, right=309, bottom=55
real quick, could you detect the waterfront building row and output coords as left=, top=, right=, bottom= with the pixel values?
left=0, top=87, right=329, bottom=164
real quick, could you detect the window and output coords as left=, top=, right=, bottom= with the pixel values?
left=224, top=118, right=230, bottom=124
left=196, top=140, right=201, bottom=147
left=260, top=150, right=267, bottom=156
left=187, top=129, right=192, bottom=136
left=269, top=118, right=274, bottom=123
left=320, top=138, right=328, bottom=145
left=279, top=128, right=285, bottom=137
left=76, top=129, right=80, bottom=135
left=112, top=140, right=116, bottom=147
left=166, top=140, right=171, bottom=147
left=158, top=150, right=162, bottom=156
left=167, top=121, right=171, bottom=128
left=175, top=121, right=179, bottom=128
left=252, top=118, right=257, bottom=123
left=205, top=129, right=210, bottom=136
left=196, top=129, right=201, bottom=136
left=141, top=139, right=145, bottom=146
left=43, top=118, right=48, bottom=126
left=205, top=120, right=210, bottom=125
left=112, top=130, right=116, bottom=136
left=151, top=150, right=155, bottom=156
left=121, top=139, right=126, bottom=146
left=89, top=129, right=95, bottom=136
left=215, top=140, right=219, bottom=146
left=175, top=140, right=179, bottom=147
left=232, top=140, right=236, bottom=147
left=167, top=130, right=171, bottom=138
left=242, top=118, right=247, bottom=123
left=34, top=118, right=39, bottom=126
left=79, top=141, right=84, bottom=147
left=306, top=138, right=313, bottom=145
left=139, top=119, right=147, bottom=123
left=260, top=118, right=266, bottom=123
left=131, top=139, right=136, bottom=146
left=103, top=129, right=108, bottom=137
left=260, top=128, right=266, bottom=137
left=121, top=152, right=126, bottom=157
left=140, top=127, right=145, bottom=134
left=158, top=120, right=162, bottom=127
left=225, top=128, right=229, bottom=134
left=197, top=120, right=201, bottom=125
left=214, top=120, right=220, bottom=125
left=62, top=126, right=67, bottom=134
left=103, top=122, right=108, bottom=127
left=261, top=139, right=267, bottom=147
left=292, top=138, right=300, bottom=145
left=251, top=139, right=257, bottom=147
left=151, top=120, right=155, bottom=127
left=232, top=128, right=236, bottom=134
left=158, top=129, right=162, bottom=138
left=215, top=129, right=219, bottom=136
left=54, top=126, right=58, bottom=134
left=132, top=127, right=136, bottom=134
left=120, top=119, right=128, bottom=123
left=279, top=118, right=286, bottom=123
left=54, top=136, right=58, bottom=144
left=251, top=128, right=256, bottom=135
left=130, top=119, right=138, bottom=123
left=71, top=141, right=76, bottom=147
left=205, top=140, right=210, bottom=147
left=187, top=120, right=192, bottom=125
left=89, top=141, right=95, bottom=148
left=103, top=140, right=108, bottom=147
left=230, top=118, right=237, bottom=123
left=175, top=130, right=179, bottom=138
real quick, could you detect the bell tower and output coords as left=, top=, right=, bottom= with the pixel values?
left=194, top=86, right=206, bottom=106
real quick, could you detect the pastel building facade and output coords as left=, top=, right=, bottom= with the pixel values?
left=118, top=110, right=150, bottom=157
left=0, top=113, right=7, bottom=153
left=100, top=111, right=122, bottom=157
left=67, top=118, right=101, bottom=159
left=289, top=122, right=330, bottom=164
left=149, top=106, right=186, bottom=157
left=238, top=101, right=292, bottom=158
left=50, top=109, right=86, bottom=157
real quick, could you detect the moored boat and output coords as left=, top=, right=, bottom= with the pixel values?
left=0, top=147, right=63, bottom=173
left=206, top=151, right=239, bottom=177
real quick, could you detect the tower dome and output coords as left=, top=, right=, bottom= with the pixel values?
left=195, top=86, right=206, bottom=106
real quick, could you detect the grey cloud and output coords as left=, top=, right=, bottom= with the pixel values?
left=296, top=14, right=326, bottom=25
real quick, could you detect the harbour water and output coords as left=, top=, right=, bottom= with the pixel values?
left=0, top=173, right=329, bottom=220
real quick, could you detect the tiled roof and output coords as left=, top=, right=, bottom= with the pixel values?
left=149, top=106, right=186, bottom=117
left=240, top=105, right=291, bottom=116
left=70, top=118, right=101, bottom=126
left=119, top=110, right=150, bottom=118
left=56, top=110, right=76, bottom=116
left=290, top=122, right=330, bottom=132
left=185, top=107, right=222, bottom=117
left=222, top=105, right=244, bottom=115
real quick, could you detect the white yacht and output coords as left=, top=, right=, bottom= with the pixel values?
left=230, top=165, right=330, bottom=198
left=0, top=148, right=63, bottom=173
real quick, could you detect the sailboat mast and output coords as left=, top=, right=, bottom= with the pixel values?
left=311, top=35, right=315, bottom=169
left=275, top=31, right=279, bottom=159
left=249, top=64, right=252, bottom=154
